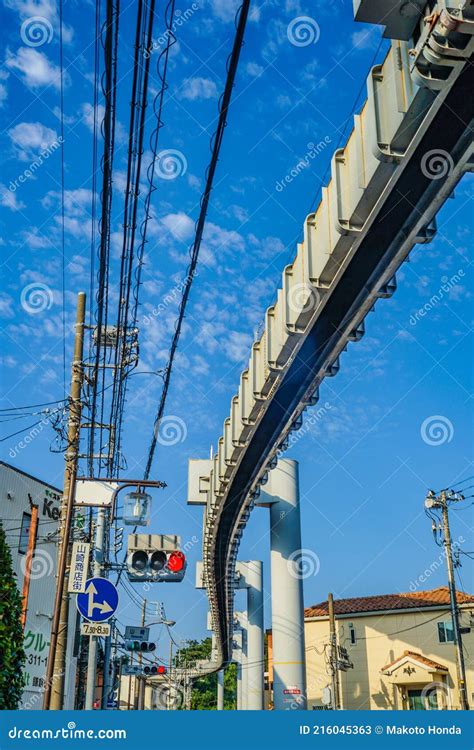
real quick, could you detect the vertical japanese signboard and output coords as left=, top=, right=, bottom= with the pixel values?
left=68, top=541, right=90, bottom=594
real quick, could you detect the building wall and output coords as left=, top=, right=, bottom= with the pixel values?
left=305, top=607, right=474, bottom=710
left=0, top=462, right=78, bottom=709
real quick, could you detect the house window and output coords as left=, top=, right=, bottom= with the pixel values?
left=349, top=626, right=357, bottom=645
left=18, top=512, right=32, bottom=554
left=438, top=620, right=454, bottom=643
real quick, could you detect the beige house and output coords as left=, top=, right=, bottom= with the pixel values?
left=304, top=587, right=474, bottom=710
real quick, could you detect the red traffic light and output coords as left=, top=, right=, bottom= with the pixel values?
left=157, top=665, right=167, bottom=674
left=167, top=550, right=185, bottom=573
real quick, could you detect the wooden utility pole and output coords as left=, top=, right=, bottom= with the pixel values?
left=43, top=292, right=86, bottom=710
left=328, top=593, right=341, bottom=710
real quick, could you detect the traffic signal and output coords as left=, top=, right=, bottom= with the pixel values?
left=127, top=534, right=187, bottom=582
left=124, top=640, right=156, bottom=652
left=143, top=664, right=167, bottom=676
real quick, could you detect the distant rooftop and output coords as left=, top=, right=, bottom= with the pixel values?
left=305, top=587, right=474, bottom=619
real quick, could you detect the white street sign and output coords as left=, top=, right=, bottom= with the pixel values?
left=81, top=622, right=111, bottom=637
left=68, top=541, right=90, bottom=593
left=74, top=480, right=118, bottom=507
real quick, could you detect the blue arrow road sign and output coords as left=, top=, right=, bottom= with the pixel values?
left=76, top=577, right=119, bottom=622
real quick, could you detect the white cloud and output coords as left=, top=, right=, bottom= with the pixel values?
left=276, top=94, right=291, bottom=109
left=5, top=47, right=63, bottom=89
left=226, top=330, right=253, bottom=363
left=5, top=0, right=56, bottom=21
left=79, top=102, right=126, bottom=142
left=204, top=222, right=245, bottom=252
left=41, top=188, right=94, bottom=239
left=22, top=228, right=54, bottom=249
left=180, top=77, right=217, bottom=101
left=80, top=102, right=105, bottom=132
left=208, top=0, right=240, bottom=22
left=351, top=28, right=379, bottom=51
left=230, top=204, right=249, bottom=224
left=0, top=183, right=25, bottom=211
left=42, top=187, right=94, bottom=216
left=161, top=212, right=195, bottom=242
left=8, top=121, right=59, bottom=160
left=0, top=293, right=14, bottom=319
left=4, top=0, right=74, bottom=43
left=246, top=61, right=264, bottom=77
left=0, top=83, right=7, bottom=107
left=249, top=5, right=261, bottom=22
left=187, top=173, right=201, bottom=190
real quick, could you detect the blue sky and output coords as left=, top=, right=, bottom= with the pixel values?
left=1, top=0, right=473, bottom=652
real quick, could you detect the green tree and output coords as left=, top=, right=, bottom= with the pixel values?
left=0, top=520, right=26, bottom=708
left=175, top=637, right=237, bottom=710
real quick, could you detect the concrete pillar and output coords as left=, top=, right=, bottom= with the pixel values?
left=236, top=663, right=242, bottom=709
left=240, top=561, right=264, bottom=710
left=263, top=459, right=307, bottom=710
left=242, top=623, right=248, bottom=710
left=217, top=669, right=224, bottom=710
left=233, top=626, right=246, bottom=710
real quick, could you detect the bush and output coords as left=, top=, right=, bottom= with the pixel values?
left=0, top=520, right=26, bottom=708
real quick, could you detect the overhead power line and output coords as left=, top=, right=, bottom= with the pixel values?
left=108, top=0, right=159, bottom=476
left=87, top=0, right=120, bottom=475
left=0, top=398, right=67, bottom=412
left=59, top=0, right=67, bottom=395
left=143, top=0, right=252, bottom=480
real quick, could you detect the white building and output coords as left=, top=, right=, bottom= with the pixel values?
left=0, top=461, right=77, bottom=709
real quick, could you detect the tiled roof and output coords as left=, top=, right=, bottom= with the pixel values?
left=382, top=650, right=448, bottom=673
left=305, top=587, right=474, bottom=618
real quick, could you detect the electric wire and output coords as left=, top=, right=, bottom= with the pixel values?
left=87, top=0, right=120, bottom=475
left=59, top=0, right=66, bottom=395
left=143, top=0, right=252, bottom=480
left=0, top=398, right=67, bottom=412
left=111, top=0, right=177, bottom=469
left=108, top=0, right=156, bottom=475
left=86, top=0, right=101, bottom=462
